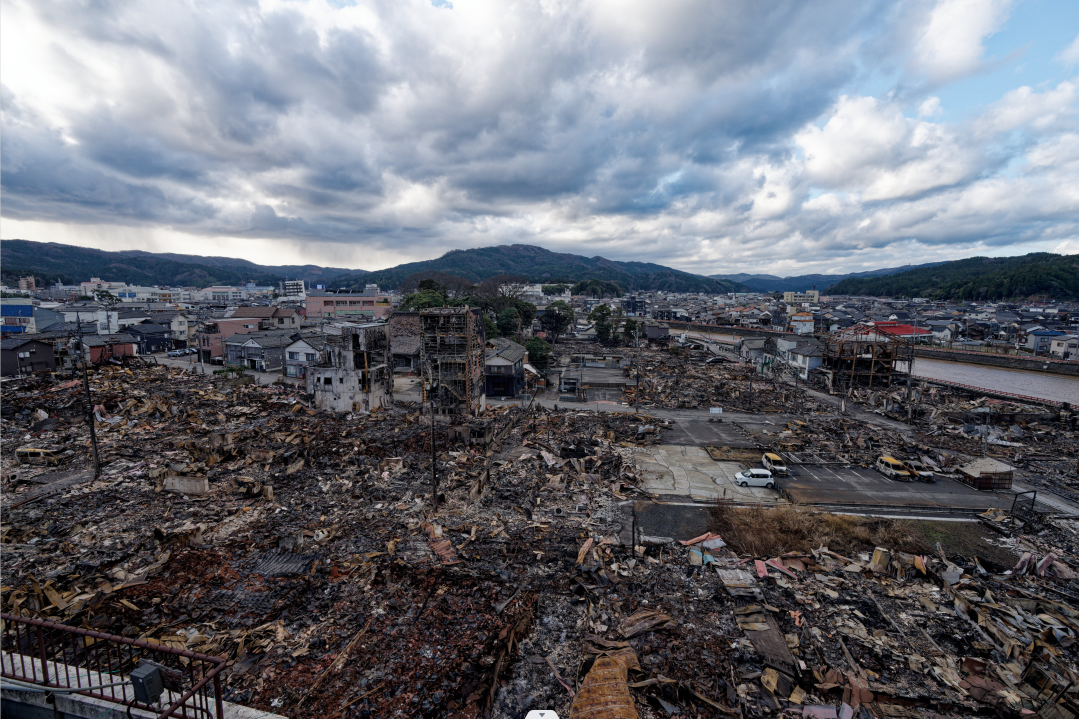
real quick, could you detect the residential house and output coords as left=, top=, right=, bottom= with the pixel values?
left=872, top=321, right=933, bottom=342
left=789, top=312, right=814, bottom=335
left=126, top=322, right=173, bottom=354
left=1049, top=335, right=1078, bottom=360
left=1, top=338, right=56, bottom=376
left=228, top=306, right=302, bottom=329
left=196, top=317, right=265, bottom=363
left=82, top=334, right=137, bottom=364
left=117, top=309, right=152, bottom=329
left=485, top=337, right=527, bottom=398
left=60, top=303, right=120, bottom=334
left=284, top=335, right=334, bottom=379
left=224, top=330, right=304, bottom=372
left=1027, top=330, right=1067, bottom=354
left=738, top=337, right=767, bottom=362
left=150, top=312, right=194, bottom=345
left=644, top=322, right=670, bottom=342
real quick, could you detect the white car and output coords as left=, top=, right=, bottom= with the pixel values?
left=734, top=469, right=775, bottom=489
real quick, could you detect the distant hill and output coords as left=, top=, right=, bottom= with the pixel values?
left=824, top=253, right=1079, bottom=300
left=0, top=240, right=360, bottom=288
left=334, top=244, right=747, bottom=294
left=710, top=262, right=945, bottom=293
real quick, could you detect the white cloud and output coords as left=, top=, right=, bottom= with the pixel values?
left=1, top=0, right=1077, bottom=277
left=1059, top=32, right=1079, bottom=66
left=911, top=0, right=1012, bottom=84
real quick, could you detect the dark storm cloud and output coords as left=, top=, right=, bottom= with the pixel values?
left=2, top=0, right=1076, bottom=271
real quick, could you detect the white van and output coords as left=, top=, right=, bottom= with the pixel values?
left=761, top=453, right=788, bottom=476
left=734, top=468, right=775, bottom=489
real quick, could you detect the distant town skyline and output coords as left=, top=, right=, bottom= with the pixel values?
left=2, top=0, right=1078, bottom=276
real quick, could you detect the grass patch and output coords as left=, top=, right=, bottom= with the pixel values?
left=708, top=503, right=930, bottom=557
left=899, top=520, right=1017, bottom=571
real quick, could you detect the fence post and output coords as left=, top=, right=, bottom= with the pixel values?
left=35, top=625, right=50, bottom=684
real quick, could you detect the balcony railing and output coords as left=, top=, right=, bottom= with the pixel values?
left=1, top=612, right=225, bottom=718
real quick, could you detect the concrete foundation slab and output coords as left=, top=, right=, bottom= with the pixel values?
left=633, top=445, right=781, bottom=502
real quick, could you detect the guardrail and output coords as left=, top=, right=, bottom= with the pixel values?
left=1, top=613, right=225, bottom=718
left=911, top=375, right=1064, bottom=408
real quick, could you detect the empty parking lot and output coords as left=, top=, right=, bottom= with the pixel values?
left=781, top=464, right=1012, bottom=511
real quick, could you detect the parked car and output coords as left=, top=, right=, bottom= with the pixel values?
left=166, top=350, right=183, bottom=357
left=761, top=452, right=788, bottom=476
left=734, top=468, right=775, bottom=489
left=903, top=460, right=936, bottom=482
left=185, top=348, right=198, bottom=354
left=875, top=456, right=912, bottom=481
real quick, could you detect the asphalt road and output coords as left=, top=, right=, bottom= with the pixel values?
left=782, top=464, right=1011, bottom=511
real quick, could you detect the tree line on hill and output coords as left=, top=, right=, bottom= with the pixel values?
left=825, top=253, right=1079, bottom=300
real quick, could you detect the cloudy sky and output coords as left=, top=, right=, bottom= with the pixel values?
left=2, top=0, right=1078, bottom=276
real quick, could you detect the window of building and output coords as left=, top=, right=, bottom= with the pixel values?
left=324, top=301, right=333, bottom=306
left=278, top=318, right=284, bottom=324
left=287, top=352, right=299, bottom=360
left=305, top=353, right=316, bottom=361
left=323, top=377, right=332, bottom=385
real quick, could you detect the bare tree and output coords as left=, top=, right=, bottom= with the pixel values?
left=398, top=271, right=475, bottom=299
left=476, top=274, right=529, bottom=300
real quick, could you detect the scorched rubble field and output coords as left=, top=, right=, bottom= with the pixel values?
left=4, top=362, right=1079, bottom=719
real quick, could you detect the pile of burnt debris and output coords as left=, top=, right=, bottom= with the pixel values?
left=4, top=363, right=1079, bottom=719
left=611, top=345, right=817, bottom=413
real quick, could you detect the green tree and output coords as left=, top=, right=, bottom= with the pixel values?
left=623, top=318, right=640, bottom=342
left=93, top=289, right=121, bottom=308
left=399, top=289, right=446, bottom=311
left=542, top=283, right=569, bottom=295
left=525, top=337, right=552, bottom=371
left=541, top=300, right=574, bottom=342
left=497, top=307, right=520, bottom=338
left=483, top=314, right=499, bottom=338
left=589, top=304, right=614, bottom=342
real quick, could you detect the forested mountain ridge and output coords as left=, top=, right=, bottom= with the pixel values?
left=825, top=253, right=1079, bottom=300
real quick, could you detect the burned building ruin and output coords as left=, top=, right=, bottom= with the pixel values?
left=305, top=323, right=392, bottom=413
left=419, top=306, right=486, bottom=418
left=821, top=323, right=914, bottom=392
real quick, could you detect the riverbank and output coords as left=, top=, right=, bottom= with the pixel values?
left=913, top=346, right=1079, bottom=376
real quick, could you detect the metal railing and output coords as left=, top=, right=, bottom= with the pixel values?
left=910, top=375, right=1064, bottom=407
left=1, top=613, right=225, bottom=718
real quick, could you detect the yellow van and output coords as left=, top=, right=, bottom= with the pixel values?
left=15, top=447, right=63, bottom=466
left=875, top=456, right=912, bottom=481
left=761, top=452, right=788, bottom=476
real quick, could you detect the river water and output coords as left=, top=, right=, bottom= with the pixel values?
left=687, top=331, right=1079, bottom=404
left=901, top=358, right=1079, bottom=405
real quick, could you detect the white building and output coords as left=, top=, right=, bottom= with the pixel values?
left=1050, top=335, right=1078, bottom=360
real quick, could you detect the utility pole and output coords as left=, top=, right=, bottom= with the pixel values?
left=634, top=325, right=642, bottom=415
left=197, top=305, right=206, bottom=374
left=426, top=360, right=439, bottom=510
left=76, top=318, right=101, bottom=479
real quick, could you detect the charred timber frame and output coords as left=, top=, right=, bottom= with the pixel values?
left=419, top=306, right=485, bottom=417
left=823, top=326, right=913, bottom=392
